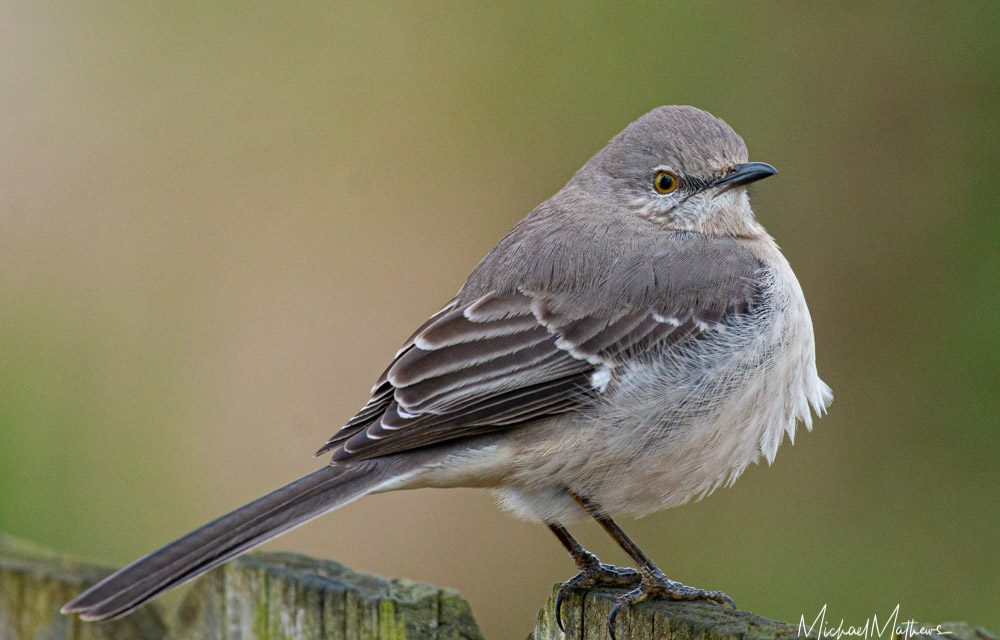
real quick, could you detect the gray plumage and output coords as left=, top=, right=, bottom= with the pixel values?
left=63, top=105, right=831, bottom=623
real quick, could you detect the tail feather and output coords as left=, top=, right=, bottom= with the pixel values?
left=62, top=463, right=386, bottom=621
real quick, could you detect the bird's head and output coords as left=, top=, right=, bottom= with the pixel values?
left=576, top=105, right=776, bottom=238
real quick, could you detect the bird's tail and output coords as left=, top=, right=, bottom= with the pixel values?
left=62, top=462, right=389, bottom=621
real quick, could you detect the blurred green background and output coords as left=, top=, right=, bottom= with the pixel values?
left=1, top=3, right=997, bottom=637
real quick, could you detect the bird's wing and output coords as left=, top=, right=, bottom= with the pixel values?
left=316, top=232, right=764, bottom=462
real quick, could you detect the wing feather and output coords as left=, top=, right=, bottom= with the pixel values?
left=316, top=231, right=765, bottom=461
left=388, top=325, right=550, bottom=387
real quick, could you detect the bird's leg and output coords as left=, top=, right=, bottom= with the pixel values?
left=568, top=491, right=735, bottom=638
left=547, top=522, right=640, bottom=631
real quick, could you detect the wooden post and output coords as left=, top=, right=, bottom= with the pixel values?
left=2, top=534, right=994, bottom=640
left=0, top=535, right=167, bottom=640
left=531, top=584, right=997, bottom=640
left=172, top=550, right=483, bottom=640
left=0, top=535, right=482, bottom=640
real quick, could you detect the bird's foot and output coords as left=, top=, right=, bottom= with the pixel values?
left=606, top=569, right=735, bottom=639
left=554, top=556, right=640, bottom=631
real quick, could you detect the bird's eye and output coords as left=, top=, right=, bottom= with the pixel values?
left=653, top=171, right=679, bottom=194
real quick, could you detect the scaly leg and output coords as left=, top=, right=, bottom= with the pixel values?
left=547, top=522, right=640, bottom=632
left=568, top=491, right=735, bottom=639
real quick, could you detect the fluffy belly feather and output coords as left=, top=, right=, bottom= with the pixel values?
left=494, top=263, right=832, bottom=524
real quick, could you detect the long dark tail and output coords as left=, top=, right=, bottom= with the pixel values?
left=63, top=463, right=388, bottom=621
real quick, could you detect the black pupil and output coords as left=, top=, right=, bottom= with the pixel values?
left=658, top=174, right=673, bottom=191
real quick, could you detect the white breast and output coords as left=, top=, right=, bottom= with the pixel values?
left=416, top=244, right=832, bottom=525
left=526, top=254, right=833, bottom=519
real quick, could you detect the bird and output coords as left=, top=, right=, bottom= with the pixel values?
left=63, top=105, right=832, bottom=636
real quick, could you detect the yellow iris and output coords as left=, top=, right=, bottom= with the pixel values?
left=654, top=170, right=679, bottom=194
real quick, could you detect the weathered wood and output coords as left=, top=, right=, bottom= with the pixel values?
left=3, top=534, right=993, bottom=640
left=1, top=535, right=481, bottom=640
left=0, top=534, right=167, bottom=640
left=531, top=584, right=998, bottom=640
left=172, top=550, right=483, bottom=640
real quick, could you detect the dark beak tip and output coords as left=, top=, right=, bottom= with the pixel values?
left=737, top=161, right=777, bottom=177
left=716, top=162, right=777, bottom=189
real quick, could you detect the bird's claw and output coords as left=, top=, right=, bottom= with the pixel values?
left=606, top=570, right=735, bottom=639
left=554, top=561, right=641, bottom=632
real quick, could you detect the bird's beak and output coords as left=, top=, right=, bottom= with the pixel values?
left=713, top=162, right=777, bottom=191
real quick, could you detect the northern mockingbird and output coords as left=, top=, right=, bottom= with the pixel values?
left=63, top=106, right=832, bottom=636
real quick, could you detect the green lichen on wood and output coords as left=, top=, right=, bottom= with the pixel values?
left=2, top=534, right=481, bottom=640
left=531, top=584, right=998, bottom=640
left=5, top=533, right=993, bottom=640
left=0, top=535, right=167, bottom=640
left=172, top=550, right=483, bottom=640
